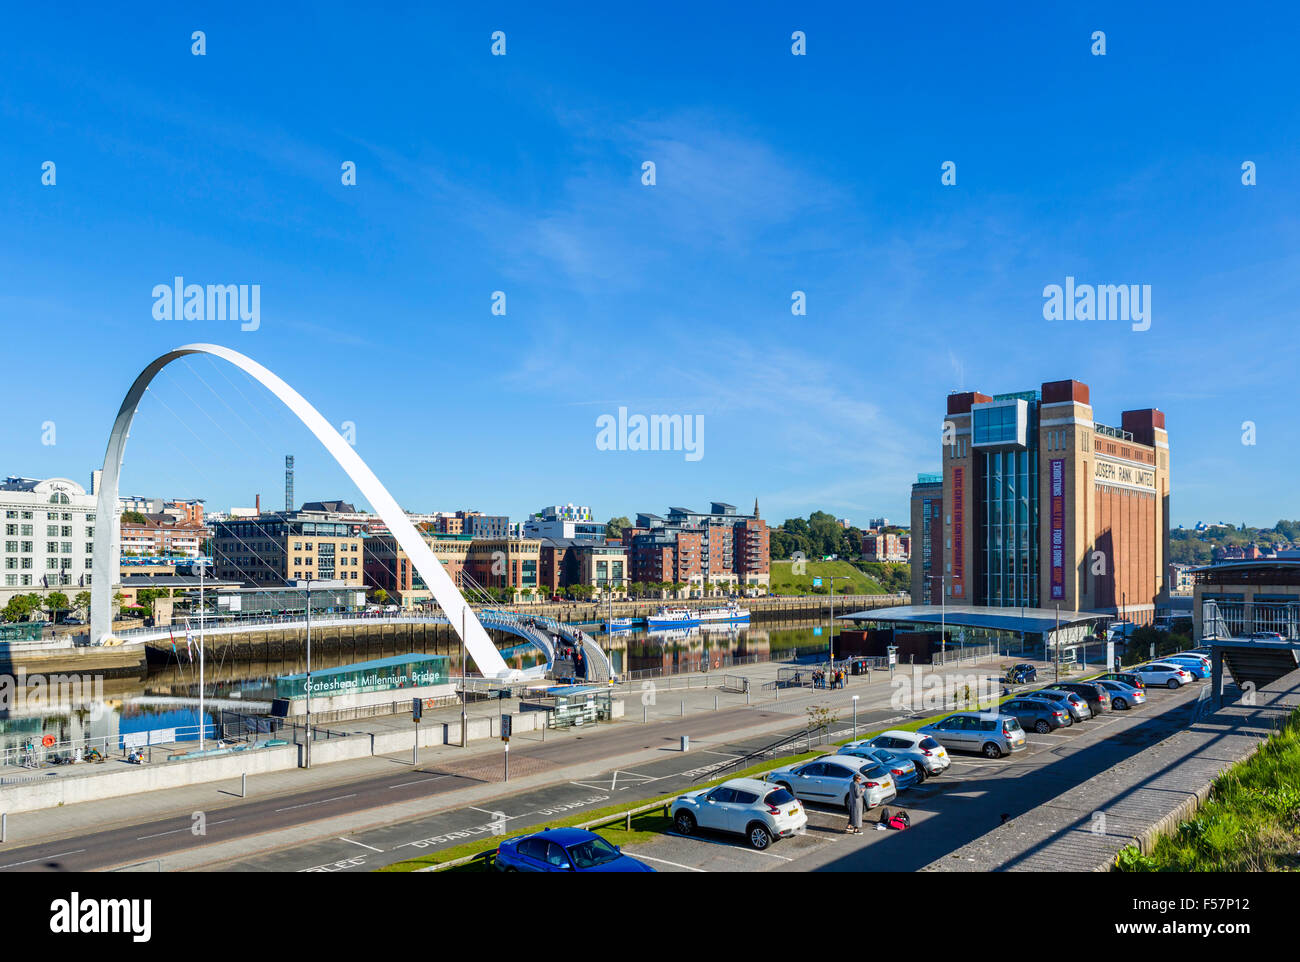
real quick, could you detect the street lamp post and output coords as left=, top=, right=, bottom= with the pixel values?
left=305, top=578, right=313, bottom=769
left=928, top=573, right=946, bottom=664
left=852, top=694, right=860, bottom=740
left=826, top=575, right=849, bottom=676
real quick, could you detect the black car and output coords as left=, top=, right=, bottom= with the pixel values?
left=1044, top=681, right=1111, bottom=715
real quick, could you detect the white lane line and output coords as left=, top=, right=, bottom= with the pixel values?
left=390, top=775, right=449, bottom=789
left=610, top=770, right=619, bottom=792
left=0, top=849, right=86, bottom=869
left=625, top=852, right=706, bottom=872
left=665, top=832, right=793, bottom=861
left=275, top=793, right=357, bottom=813
left=137, top=818, right=233, bottom=841
left=338, top=837, right=384, bottom=853
left=467, top=806, right=507, bottom=816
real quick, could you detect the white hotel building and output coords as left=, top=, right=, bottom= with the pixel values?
left=1, top=476, right=99, bottom=606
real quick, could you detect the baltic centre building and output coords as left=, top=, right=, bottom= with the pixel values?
left=911, top=379, right=1170, bottom=624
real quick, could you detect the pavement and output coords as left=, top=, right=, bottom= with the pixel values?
left=1, top=654, right=1004, bottom=871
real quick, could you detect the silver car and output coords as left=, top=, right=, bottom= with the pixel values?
left=857, top=730, right=952, bottom=779
left=1027, top=687, right=1092, bottom=722
left=1093, top=678, right=1146, bottom=710
left=917, top=711, right=1027, bottom=758
left=765, top=755, right=898, bottom=810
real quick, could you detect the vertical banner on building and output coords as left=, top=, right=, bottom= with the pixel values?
left=951, top=467, right=964, bottom=598
left=1050, top=458, right=1065, bottom=600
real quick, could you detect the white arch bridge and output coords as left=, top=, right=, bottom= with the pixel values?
left=90, top=343, right=610, bottom=682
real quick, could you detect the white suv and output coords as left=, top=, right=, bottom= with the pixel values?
left=859, top=730, right=952, bottom=779
left=671, top=777, right=806, bottom=850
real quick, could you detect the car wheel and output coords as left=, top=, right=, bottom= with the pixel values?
left=1034, top=720, right=1051, bottom=734
left=747, top=823, right=773, bottom=850
left=674, top=811, right=697, bottom=835
left=1167, top=679, right=1179, bottom=690
left=1113, top=697, right=1127, bottom=710
left=913, top=762, right=927, bottom=782
left=982, top=742, right=1004, bottom=759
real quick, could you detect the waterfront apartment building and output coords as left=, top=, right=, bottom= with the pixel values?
left=862, top=531, right=910, bottom=563
left=1, top=476, right=98, bottom=604
left=119, top=514, right=209, bottom=559
left=210, top=510, right=366, bottom=586
left=623, top=501, right=769, bottom=591
left=120, top=496, right=205, bottom=525
left=921, top=379, right=1170, bottom=622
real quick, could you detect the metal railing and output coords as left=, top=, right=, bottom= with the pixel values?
left=1202, top=600, right=1300, bottom=641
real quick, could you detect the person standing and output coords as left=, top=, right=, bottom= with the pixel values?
left=845, top=773, right=864, bottom=834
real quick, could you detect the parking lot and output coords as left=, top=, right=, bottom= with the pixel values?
left=618, top=674, right=1213, bottom=872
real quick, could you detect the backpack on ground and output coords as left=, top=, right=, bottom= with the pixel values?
left=886, top=809, right=911, bottom=831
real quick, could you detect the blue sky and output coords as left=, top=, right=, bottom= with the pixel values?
left=1, top=3, right=1296, bottom=528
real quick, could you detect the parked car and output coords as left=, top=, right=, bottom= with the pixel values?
left=1044, top=681, right=1112, bottom=715
left=1026, top=687, right=1093, bottom=722
left=765, top=756, right=897, bottom=810
left=1133, top=660, right=1190, bottom=691
left=495, top=828, right=654, bottom=872
left=1245, top=631, right=1286, bottom=642
left=857, top=730, right=952, bottom=779
left=1093, top=679, right=1146, bottom=710
left=672, top=777, right=806, bottom=849
left=1131, top=662, right=1195, bottom=689
left=1000, top=696, right=1071, bottom=733
left=1096, top=671, right=1146, bottom=691
left=1163, top=655, right=1211, bottom=679
left=1005, top=663, right=1038, bottom=683
left=60, top=617, right=85, bottom=626
left=821, top=746, right=922, bottom=792
left=917, top=711, right=1027, bottom=758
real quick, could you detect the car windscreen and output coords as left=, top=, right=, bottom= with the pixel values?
left=917, top=736, right=941, bottom=750
left=1002, top=717, right=1023, bottom=731
left=860, top=764, right=888, bottom=779
left=567, top=837, right=622, bottom=869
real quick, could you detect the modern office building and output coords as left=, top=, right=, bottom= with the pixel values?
left=464, top=537, right=540, bottom=594
left=924, top=379, right=1169, bottom=622
left=363, top=531, right=473, bottom=607
left=523, top=504, right=607, bottom=541
left=910, top=473, right=944, bottom=604
left=538, top=538, right=627, bottom=594
left=1, top=476, right=99, bottom=604
left=210, top=509, right=366, bottom=586
left=119, top=496, right=205, bottom=525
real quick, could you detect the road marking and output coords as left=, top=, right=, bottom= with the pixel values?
left=0, top=849, right=85, bottom=869
left=338, top=837, right=383, bottom=853
left=467, top=806, right=507, bottom=816
left=625, top=852, right=706, bottom=872
left=274, top=793, right=357, bottom=813
left=137, top=818, right=233, bottom=841
left=390, top=775, right=449, bottom=789
left=665, top=832, right=793, bottom=860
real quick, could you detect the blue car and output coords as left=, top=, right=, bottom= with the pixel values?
left=1164, top=655, right=1211, bottom=679
left=494, top=827, right=655, bottom=873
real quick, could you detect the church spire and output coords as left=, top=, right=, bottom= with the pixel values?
left=753, top=497, right=760, bottom=519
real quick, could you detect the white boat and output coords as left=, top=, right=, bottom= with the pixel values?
left=698, top=604, right=750, bottom=624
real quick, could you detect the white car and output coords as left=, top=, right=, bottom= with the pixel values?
left=765, top=755, right=897, bottom=810
left=671, top=777, right=806, bottom=849
left=859, top=730, right=952, bottom=779
left=1131, top=662, right=1195, bottom=689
